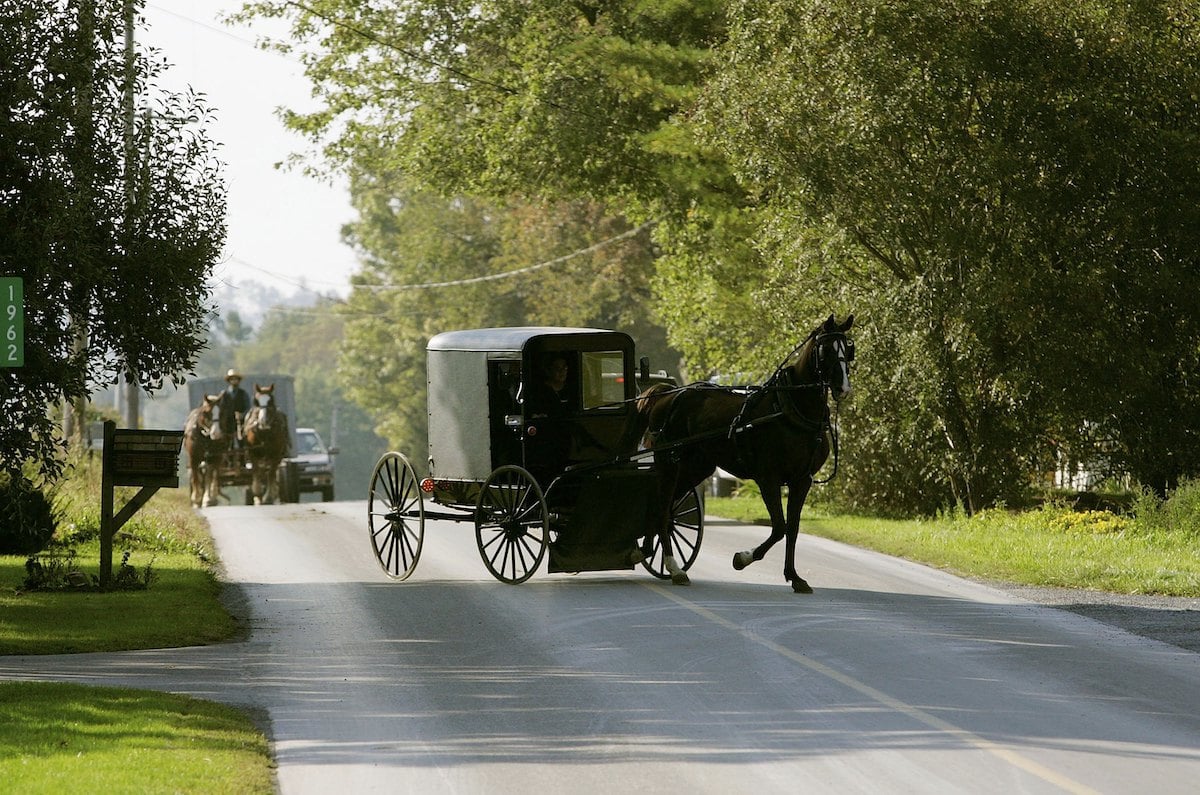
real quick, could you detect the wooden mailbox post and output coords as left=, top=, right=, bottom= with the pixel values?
left=100, top=420, right=184, bottom=588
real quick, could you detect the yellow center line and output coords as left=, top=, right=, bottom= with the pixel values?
left=646, top=582, right=1099, bottom=795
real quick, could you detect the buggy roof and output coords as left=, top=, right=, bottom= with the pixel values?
left=427, top=327, right=626, bottom=353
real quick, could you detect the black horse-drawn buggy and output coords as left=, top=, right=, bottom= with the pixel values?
left=367, top=327, right=704, bottom=584
left=368, top=317, right=855, bottom=592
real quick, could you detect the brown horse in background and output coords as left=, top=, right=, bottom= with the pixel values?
left=243, top=383, right=289, bottom=505
left=632, top=314, right=855, bottom=593
left=183, top=394, right=222, bottom=508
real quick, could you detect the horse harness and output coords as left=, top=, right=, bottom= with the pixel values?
left=646, top=331, right=853, bottom=484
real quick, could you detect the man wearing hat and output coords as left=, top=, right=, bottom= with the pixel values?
left=217, top=368, right=251, bottom=447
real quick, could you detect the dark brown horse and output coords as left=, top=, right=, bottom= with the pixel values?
left=633, top=314, right=855, bottom=593
left=243, top=383, right=290, bottom=505
left=183, top=394, right=222, bottom=508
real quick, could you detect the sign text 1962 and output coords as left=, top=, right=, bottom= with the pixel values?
left=2, top=277, right=24, bottom=367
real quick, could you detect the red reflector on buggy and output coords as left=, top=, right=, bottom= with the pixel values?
left=420, top=478, right=435, bottom=493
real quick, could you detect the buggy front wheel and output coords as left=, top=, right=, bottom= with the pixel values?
left=368, top=452, right=424, bottom=580
left=642, top=486, right=704, bottom=580
left=475, top=465, right=548, bottom=584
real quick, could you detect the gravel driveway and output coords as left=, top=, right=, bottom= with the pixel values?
left=988, top=582, right=1200, bottom=653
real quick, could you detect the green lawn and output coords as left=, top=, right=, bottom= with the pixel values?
left=0, top=548, right=239, bottom=655
left=707, top=493, right=1200, bottom=596
left=1, top=461, right=270, bottom=792
left=0, top=681, right=273, bottom=794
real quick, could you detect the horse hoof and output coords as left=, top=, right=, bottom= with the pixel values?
left=732, top=551, right=754, bottom=571
left=671, top=571, right=691, bottom=586
left=791, top=578, right=813, bottom=594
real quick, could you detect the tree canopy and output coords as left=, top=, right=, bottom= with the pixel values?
left=693, top=0, right=1200, bottom=506
left=245, top=0, right=1200, bottom=510
left=0, top=0, right=226, bottom=479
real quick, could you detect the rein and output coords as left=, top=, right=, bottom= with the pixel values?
left=724, top=330, right=848, bottom=483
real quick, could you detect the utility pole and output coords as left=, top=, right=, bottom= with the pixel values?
left=65, top=0, right=97, bottom=446
left=121, top=0, right=139, bottom=428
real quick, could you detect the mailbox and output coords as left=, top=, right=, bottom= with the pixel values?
left=108, top=429, right=184, bottom=488
left=98, top=421, right=184, bottom=588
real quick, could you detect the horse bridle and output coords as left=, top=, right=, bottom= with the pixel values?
left=815, top=332, right=855, bottom=376
left=740, top=329, right=855, bottom=482
left=763, top=330, right=854, bottom=397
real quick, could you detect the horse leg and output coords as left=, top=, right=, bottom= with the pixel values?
left=782, top=478, right=815, bottom=594
left=189, top=465, right=203, bottom=508
left=654, top=455, right=690, bottom=586
left=203, top=461, right=219, bottom=507
left=250, top=460, right=264, bottom=505
left=265, top=464, right=278, bottom=504
left=732, top=477, right=787, bottom=574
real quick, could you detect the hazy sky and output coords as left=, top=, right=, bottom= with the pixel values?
left=142, top=1, right=359, bottom=300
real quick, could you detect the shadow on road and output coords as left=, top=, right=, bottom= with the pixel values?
left=5, top=577, right=1200, bottom=774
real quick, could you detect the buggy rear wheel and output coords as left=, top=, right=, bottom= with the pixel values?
left=475, top=465, right=548, bottom=584
left=642, top=486, right=705, bottom=580
left=368, top=452, right=424, bottom=580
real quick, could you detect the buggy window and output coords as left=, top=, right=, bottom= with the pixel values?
left=581, top=351, right=626, bottom=411
left=488, top=359, right=523, bottom=468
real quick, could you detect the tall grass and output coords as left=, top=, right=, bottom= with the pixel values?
left=0, top=454, right=238, bottom=654
left=707, top=479, right=1200, bottom=596
left=48, top=452, right=214, bottom=561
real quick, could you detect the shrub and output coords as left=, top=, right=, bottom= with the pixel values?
left=0, top=473, right=57, bottom=555
left=1045, top=508, right=1130, bottom=536
left=1133, top=479, right=1200, bottom=537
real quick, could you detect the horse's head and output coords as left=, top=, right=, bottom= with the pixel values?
left=253, top=383, right=276, bottom=410
left=781, top=314, right=855, bottom=402
left=201, top=393, right=221, bottom=416
left=186, top=394, right=221, bottom=435
left=812, top=314, right=855, bottom=402
left=246, top=383, right=279, bottom=438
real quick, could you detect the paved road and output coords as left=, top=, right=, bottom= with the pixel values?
left=5, top=502, right=1200, bottom=793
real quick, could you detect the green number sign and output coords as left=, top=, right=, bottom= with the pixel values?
left=2, top=277, right=23, bottom=367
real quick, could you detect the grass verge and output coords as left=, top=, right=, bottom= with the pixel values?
left=1, top=455, right=270, bottom=793
left=0, top=550, right=238, bottom=655
left=0, top=681, right=273, bottom=794
left=707, top=487, right=1200, bottom=597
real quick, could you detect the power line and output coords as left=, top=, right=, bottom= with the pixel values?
left=146, top=2, right=302, bottom=64
left=221, top=255, right=348, bottom=292
left=210, top=220, right=655, bottom=307
left=354, top=222, right=655, bottom=292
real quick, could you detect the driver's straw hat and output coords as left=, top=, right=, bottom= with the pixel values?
left=225, top=369, right=242, bottom=382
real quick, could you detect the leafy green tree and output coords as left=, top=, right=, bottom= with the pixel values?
left=234, top=2, right=713, bottom=456
left=0, top=0, right=226, bottom=480
left=244, top=0, right=1200, bottom=511
left=213, top=310, right=255, bottom=347
left=690, top=0, right=1200, bottom=509
left=337, top=167, right=674, bottom=459
left=236, top=0, right=726, bottom=207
